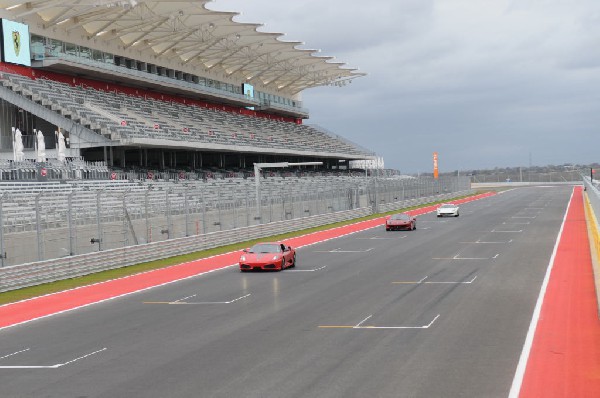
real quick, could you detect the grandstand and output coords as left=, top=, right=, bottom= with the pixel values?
left=0, top=1, right=373, bottom=178
left=0, top=1, right=475, bottom=270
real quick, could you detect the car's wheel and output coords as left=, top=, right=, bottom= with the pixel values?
left=280, top=258, right=286, bottom=271
left=455, top=213, right=459, bottom=217
left=413, top=223, right=416, bottom=230
left=291, top=254, right=296, bottom=268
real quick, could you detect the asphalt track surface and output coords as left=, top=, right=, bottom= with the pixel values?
left=0, top=186, right=575, bottom=398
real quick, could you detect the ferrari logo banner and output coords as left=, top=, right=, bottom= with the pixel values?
left=12, top=30, right=20, bottom=56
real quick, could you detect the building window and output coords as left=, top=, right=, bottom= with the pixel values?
left=103, top=53, right=114, bottom=64
left=92, top=49, right=103, bottom=62
left=79, top=46, right=92, bottom=59
left=65, top=43, right=78, bottom=57
left=49, top=39, right=63, bottom=57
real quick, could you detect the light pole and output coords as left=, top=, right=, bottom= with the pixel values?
left=254, top=162, right=322, bottom=224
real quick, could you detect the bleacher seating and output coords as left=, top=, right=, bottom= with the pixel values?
left=0, top=173, right=373, bottom=233
left=0, top=157, right=110, bottom=182
left=1, top=72, right=370, bottom=157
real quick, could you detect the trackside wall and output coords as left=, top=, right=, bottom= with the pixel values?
left=583, top=176, right=600, bottom=316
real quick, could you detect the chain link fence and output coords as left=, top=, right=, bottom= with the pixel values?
left=0, top=175, right=470, bottom=267
left=469, top=169, right=582, bottom=183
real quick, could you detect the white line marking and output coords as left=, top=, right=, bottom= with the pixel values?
left=0, top=348, right=107, bottom=369
left=175, top=293, right=251, bottom=305
left=354, top=314, right=441, bottom=329
left=287, top=265, right=328, bottom=272
left=314, top=247, right=341, bottom=253
left=423, top=276, right=477, bottom=284
left=223, top=294, right=251, bottom=304
left=493, top=254, right=500, bottom=259
left=59, top=348, right=107, bottom=367
left=355, top=315, right=373, bottom=328
left=454, top=256, right=489, bottom=260
left=173, top=294, right=196, bottom=303
left=327, top=248, right=374, bottom=253
left=460, top=239, right=512, bottom=244
left=425, top=314, right=441, bottom=328
left=453, top=257, right=489, bottom=260
left=0, top=348, right=30, bottom=360
left=433, top=254, right=490, bottom=260
left=508, top=188, right=573, bottom=398
left=357, top=236, right=404, bottom=240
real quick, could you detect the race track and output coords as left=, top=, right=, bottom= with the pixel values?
left=0, top=186, right=574, bottom=398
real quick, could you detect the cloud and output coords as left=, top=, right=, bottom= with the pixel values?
left=212, top=0, right=600, bottom=172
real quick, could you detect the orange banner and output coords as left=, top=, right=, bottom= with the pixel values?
left=433, top=152, right=439, bottom=179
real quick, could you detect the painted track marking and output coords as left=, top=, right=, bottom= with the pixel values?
left=144, top=293, right=251, bottom=305
left=315, top=248, right=374, bottom=253
left=0, top=348, right=30, bottom=360
left=357, top=236, right=406, bottom=240
left=393, top=276, right=477, bottom=285
left=433, top=254, right=496, bottom=260
left=287, top=265, right=328, bottom=272
left=0, top=348, right=106, bottom=369
left=460, top=239, right=513, bottom=244
left=319, top=314, right=440, bottom=330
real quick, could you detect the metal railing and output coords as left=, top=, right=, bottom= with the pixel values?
left=584, top=176, right=600, bottom=219
left=0, top=176, right=469, bottom=266
left=582, top=175, right=600, bottom=316
left=0, top=188, right=472, bottom=293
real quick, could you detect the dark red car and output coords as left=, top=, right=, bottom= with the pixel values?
left=385, top=213, right=417, bottom=231
left=239, top=242, right=296, bottom=271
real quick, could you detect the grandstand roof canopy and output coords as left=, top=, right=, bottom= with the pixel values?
left=0, top=0, right=365, bottom=94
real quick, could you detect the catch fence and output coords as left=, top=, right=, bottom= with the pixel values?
left=0, top=175, right=470, bottom=291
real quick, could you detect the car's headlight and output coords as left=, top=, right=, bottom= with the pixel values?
left=272, top=255, right=279, bottom=260
left=240, top=256, right=246, bottom=262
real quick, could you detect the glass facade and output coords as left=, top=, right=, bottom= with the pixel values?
left=29, top=34, right=303, bottom=110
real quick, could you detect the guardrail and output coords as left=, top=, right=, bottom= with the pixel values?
left=584, top=177, right=600, bottom=223
left=583, top=176, right=600, bottom=316
left=0, top=190, right=471, bottom=293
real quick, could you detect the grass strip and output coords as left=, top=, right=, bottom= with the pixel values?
left=0, top=192, right=483, bottom=305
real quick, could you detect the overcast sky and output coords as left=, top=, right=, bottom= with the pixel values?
left=211, top=0, right=600, bottom=173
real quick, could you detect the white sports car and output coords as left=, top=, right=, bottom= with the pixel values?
left=437, top=203, right=460, bottom=217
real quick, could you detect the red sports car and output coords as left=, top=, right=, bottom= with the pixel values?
left=385, top=213, right=417, bottom=231
left=239, top=242, right=296, bottom=271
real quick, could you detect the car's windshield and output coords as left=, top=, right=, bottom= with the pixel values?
left=391, top=214, right=410, bottom=220
left=441, top=204, right=455, bottom=208
left=248, top=244, right=281, bottom=253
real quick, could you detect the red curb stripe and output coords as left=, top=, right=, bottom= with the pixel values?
left=0, top=192, right=494, bottom=330
left=519, top=186, right=600, bottom=397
